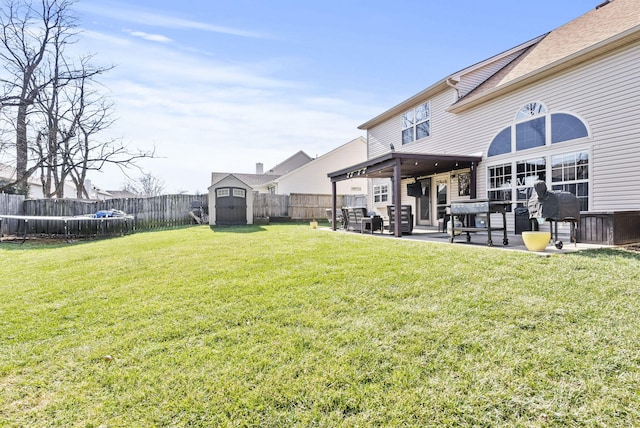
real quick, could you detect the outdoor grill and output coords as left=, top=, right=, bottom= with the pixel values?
left=527, top=180, right=580, bottom=249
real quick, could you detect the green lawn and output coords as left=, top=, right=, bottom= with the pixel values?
left=1, top=224, right=639, bottom=427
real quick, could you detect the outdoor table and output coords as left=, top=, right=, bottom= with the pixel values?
left=361, top=216, right=383, bottom=234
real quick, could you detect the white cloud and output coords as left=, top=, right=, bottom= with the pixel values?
left=72, top=5, right=377, bottom=193
left=126, top=30, right=172, bottom=43
left=76, top=1, right=269, bottom=39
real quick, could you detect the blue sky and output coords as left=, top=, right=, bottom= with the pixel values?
left=74, top=0, right=595, bottom=193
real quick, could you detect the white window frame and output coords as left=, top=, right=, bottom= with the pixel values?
left=515, top=157, right=546, bottom=202
left=373, top=184, right=388, bottom=203
left=487, top=163, right=512, bottom=202
left=551, top=150, right=589, bottom=211
left=401, top=101, right=430, bottom=145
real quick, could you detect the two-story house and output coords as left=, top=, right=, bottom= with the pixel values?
left=329, top=0, right=640, bottom=243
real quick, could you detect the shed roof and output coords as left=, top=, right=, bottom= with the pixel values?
left=210, top=172, right=280, bottom=188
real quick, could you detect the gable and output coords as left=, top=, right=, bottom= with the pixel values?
left=209, top=174, right=253, bottom=190
left=451, top=0, right=640, bottom=112
left=266, top=151, right=313, bottom=175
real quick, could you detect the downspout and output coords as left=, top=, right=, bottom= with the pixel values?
left=446, top=76, right=461, bottom=101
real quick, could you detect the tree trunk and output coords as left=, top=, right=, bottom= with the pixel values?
left=15, top=103, right=29, bottom=195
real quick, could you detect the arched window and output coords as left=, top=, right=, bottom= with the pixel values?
left=515, top=102, right=547, bottom=120
left=551, top=113, right=588, bottom=143
left=486, top=103, right=591, bottom=210
left=516, top=116, right=546, bottom=151
left=488, top=127, right=511, bottom=157
left=488, top=103, right=588, bottom=156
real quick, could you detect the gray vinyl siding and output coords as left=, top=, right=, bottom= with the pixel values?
left=368, top=117, right=401, bottom=159
left=365, top=39, right=640, bottom=218
left=455, top=51, right=525, bottom=98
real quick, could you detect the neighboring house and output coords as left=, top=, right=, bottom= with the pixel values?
left=209, top=151, right=313, bottom=195
left=0, top=164, right=119, bottom=200
left=105, top=190, right=138, bottom=199
left=207, top=151, right=312, bottom=226
left=0, top=162, right=76, bottom=199
left=208, top=141, right=367, bottom=225
left=329, top=0, right=640, bottom=242
left=264, top=150, right=313, bottom=176
left=270, top=137, right=367, bottom=195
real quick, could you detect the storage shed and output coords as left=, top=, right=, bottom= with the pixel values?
left=208, top=174, right=254, bottom=226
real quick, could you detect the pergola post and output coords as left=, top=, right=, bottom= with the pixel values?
left=331, top=181, right=337, bottom=231
left=470, top=161, right=477, bottom=199
left=393, top=157, right=402, bottom=237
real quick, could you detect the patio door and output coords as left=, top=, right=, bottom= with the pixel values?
left=416, top=180, right=431, bottom=226
left=434, top=175, right=449, bottom=227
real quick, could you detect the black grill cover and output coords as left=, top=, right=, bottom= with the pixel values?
left=407, top=182, right=423, bottom=197
left=528, top=180, right=580, bottom=221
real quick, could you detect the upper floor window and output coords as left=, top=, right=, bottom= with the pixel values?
left=551, top=113, right=589, bottom=144
left=488, top=102, right=589, bottom=157
left=516, top=117, right=546, bottom=151
left=488, top=127, right=511, bottom=157
left=516, top=102, right=547, bottom=120
left=402, top=102, right=430, bottom=145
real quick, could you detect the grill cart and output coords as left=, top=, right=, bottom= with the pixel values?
left=448, top=199, right=510, bottom=246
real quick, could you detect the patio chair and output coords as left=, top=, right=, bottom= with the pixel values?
left=387, top=205, right=414, bottom=235
left=345, top=207, right=368, bottom=232
left=325, top=208, right=345, bottom=229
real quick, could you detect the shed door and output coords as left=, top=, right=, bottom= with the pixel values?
left=216, top=187, right=247, bottom=225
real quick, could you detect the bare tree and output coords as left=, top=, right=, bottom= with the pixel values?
left=0, top=0, right=74, bottom=194
left=0, top=0, right=154, bottom=197
left=123, top=173, right=165, bottom=198
left=34, top=53, right=152, bottom=199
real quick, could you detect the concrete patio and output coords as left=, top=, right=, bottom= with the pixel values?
left=327, top=225, right=614, bottom=255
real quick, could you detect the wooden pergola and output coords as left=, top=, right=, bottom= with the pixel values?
left=327, top=152, right=482, bottom=237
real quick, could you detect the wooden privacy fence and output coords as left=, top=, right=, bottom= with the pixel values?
left=1, top=192, right=368, bottom=237
left=290, top=194, right=343, bottom=221
left=0, top=193, right=25, bottom=215
left=253, top=194, right=289, bottom=219
left=251, top=193, right=367, bottom=221
left=0, top=194, right=208, bottom=237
